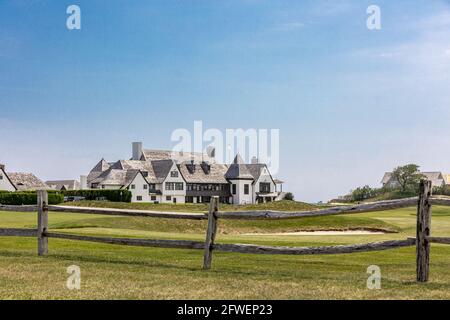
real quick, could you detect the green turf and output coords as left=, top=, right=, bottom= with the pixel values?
left=1, top=203, right=450, bottom=299
left=62, top=199, right=318, bottom=213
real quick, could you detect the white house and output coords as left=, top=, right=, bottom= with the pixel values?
left=225, top=154, right=278, bottom=205
left=0, top=164, right=16, bottom=192
left=0, top=164, right=48, bottom=192
left=84, top=142, right=285, bottom=204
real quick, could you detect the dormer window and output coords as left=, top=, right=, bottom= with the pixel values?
left=200, top=162, right=211, bottom=174
left=142, top=171, right=148, bottom=177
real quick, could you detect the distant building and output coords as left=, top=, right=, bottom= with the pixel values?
left=0, top=164, right=48, bottom=191
left=46, top=180, right=80, bottom=191
left=444, top=174, right=450, bottom=186
left=381, top=171, right=446, bottom=189
left=0, top=164, right=17, bottom=191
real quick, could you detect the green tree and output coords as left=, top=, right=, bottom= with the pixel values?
left=351, top=185, right=374, bottom=202
left=284, top=192, right=294, bottom=201
left=392, top=164, right=425, bottom=192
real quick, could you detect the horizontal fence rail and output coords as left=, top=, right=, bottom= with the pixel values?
left=47, top=205, right=207, bottom=220
left=1, top=182, right=450, bottom=282
left=0, top=205, right=38, bottom=212
left=0, top=228, right=37, bottom=237
left=213, top=239, right=416, bottom=255
left=427, top=237, right=450, bottom=245
left=45, top=232, right=206, bottom=250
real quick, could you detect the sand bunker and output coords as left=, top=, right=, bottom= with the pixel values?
left=242, top=230, right=385, bottom=236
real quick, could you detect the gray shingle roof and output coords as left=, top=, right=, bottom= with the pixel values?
left=151, top=160, right=174, bottom=183
left=179, top=162, right=229, bottom=184
left=92, top=159, right=110, bottom=172
left=382, top=171, right=445, bottom=186
left=87, top=159, right=111, bottom=183
left=7, top=172, right=48, bottom=191
left=246, top=164, right=266, bottom=181
left=46, top=180, right=80, bottom=190
left=141, top=149, right=215, bottom=163
left=90, top=159, right=175, bottom=186
left=225, top=154, right=254, bottom=180
left=90, top=169, right=142, bottom=187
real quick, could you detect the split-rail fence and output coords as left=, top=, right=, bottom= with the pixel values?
left=0, top=180, right=449, bottom=282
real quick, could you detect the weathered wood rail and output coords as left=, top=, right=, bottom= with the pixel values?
left=0, top=180, right=449, bottom=282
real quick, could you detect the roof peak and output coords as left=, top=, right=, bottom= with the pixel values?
left=233, top=153, right=245, bottom=164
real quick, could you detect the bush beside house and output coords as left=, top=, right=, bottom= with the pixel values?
left=61, top=189, right=132, bottom=202
left=0, top=191, right=64, bottom=205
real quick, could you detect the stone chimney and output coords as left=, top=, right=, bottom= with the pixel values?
left=132, top=142, right=143, bottom=160
left=0, top=164, right=4, bottom=171
left=251, top=156, right=259, bottom=164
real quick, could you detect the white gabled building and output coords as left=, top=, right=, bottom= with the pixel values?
left=225, top=154, right=278, bottom=205
left=0, top=164, right=17, bottom=192
left=0, top=164, right=48, bottom=192
left=84, top=142, right=285, bottom=205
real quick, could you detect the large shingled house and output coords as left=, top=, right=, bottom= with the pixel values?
left=83, top=142, right=285, bottom=204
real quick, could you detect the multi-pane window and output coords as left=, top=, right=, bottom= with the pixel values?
left=170, top=170, right=179, bottom=177
left=166, top=196, right=172, bottom=201
left=244, top=184, right=249, bottom=195
left=232, top=184, right=237, bottom=195
left=260, top=182, right=271, bottom=193
left=165, top=182, right=183, bottom=190
left=136, top=196, right=142, bottom=201
left=186, top=183, right=229, bottom=192
left=149, top=184, right=156, bottom=190
left=143, top=184, right=148, bottom=190
left=151, top=196, right=157, bottom=201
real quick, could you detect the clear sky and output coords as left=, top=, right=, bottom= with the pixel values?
left=1, top=0, right=450, bottom=202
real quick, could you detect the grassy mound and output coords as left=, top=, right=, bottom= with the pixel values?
left=61, top=200, right=317, bottom=213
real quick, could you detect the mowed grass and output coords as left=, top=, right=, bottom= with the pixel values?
left=1, top=202, right=450, bottom=299
left=63, top=199, right=318, bottom=213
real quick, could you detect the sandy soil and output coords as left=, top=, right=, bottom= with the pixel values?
left=242, top=230, right=385, bottom=236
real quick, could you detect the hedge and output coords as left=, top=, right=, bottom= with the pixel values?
left=61, top=189, right=132, bottom=202
left=433, top=185, right=450, bottom=196
left=0, top=191, right=64, bottom=205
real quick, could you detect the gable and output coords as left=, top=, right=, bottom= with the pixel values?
left=0, top=169, right=17, bottom=191
left=254, top=165, right=276, bottom=186
left=162, top=163, right=186, bottom=184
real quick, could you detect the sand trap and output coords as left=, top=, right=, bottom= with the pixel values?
left=242, top=230, right=385, bottom=236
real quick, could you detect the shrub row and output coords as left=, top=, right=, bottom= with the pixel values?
left=0, top=191, right=64, bottom=205
left=433, top=185, right=450, bottom=196
left=61, top=189, right=132, bottom=202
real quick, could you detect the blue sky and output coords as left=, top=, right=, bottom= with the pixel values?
left=1, top=0, right=450, bottom=202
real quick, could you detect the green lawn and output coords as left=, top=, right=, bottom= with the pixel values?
left=62, top=199, right=318, bottom=213
left=1, top=202, right=450, bottom=299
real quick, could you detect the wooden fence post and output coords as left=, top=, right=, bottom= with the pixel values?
left=417, top=180, right=432, bottom=282
left=203, top=196, right=219, bottom=270
left=37, top=190, right=49, bottom=256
